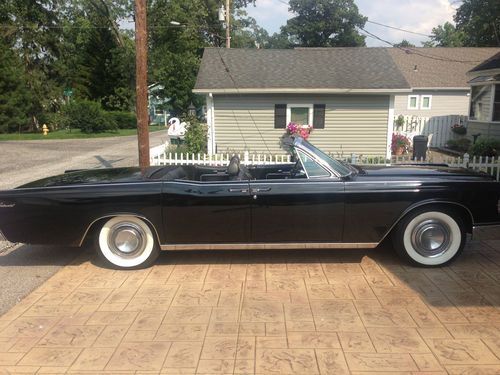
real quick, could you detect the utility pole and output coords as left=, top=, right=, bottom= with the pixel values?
left=225, top=0, right=230, bottom=48
left=135, top=0, right=149, bottom=168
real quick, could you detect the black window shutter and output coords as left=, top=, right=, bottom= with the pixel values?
left=274, top=104, right=286, bottom=129
left=313, top=104, right=325, bottom=129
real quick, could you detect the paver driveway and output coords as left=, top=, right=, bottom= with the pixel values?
left=0, top=240, right=499, bottom=374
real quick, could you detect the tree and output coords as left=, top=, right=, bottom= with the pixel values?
left=231, top=10, right=270, bottom=48
left=394, top=39, right=415, bottom=48
left=422, top=22, right=465, bottom=47
left=0, top=39, right=33, bottom=133
left=148, top=0, right=255, bottom=113
left=56, top=1, right=136, bottom=111
left=281, top=0, right=367, bottom=47
left=2, top=0, right=62, bottom=131
left=454, top=0, right=500, bottom=46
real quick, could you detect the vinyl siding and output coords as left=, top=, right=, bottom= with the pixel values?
left=394, top=90, right=470, bottom=117
left=468, top=121, right=500, bottom=139
left=213, top=94, right=389, bottom=156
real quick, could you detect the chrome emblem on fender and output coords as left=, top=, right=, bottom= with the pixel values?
left=0, top=202, right=15, bottom=208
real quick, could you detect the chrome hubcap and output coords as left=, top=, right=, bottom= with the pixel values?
left=108, top=223, right=145, bottom=258
left=411, top=219, right=451, bottom=257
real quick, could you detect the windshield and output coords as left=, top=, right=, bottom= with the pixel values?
left=298, top=139, right=352, bottom=177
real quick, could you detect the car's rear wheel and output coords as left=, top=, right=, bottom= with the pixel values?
left=97, top=216, right=159, bottom=269
left=392, top=208, right=465, bottom=267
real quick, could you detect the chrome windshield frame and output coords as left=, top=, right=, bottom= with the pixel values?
left=291, top=137, right=349, bottom=179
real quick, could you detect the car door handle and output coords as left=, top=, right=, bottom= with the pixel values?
left=251, top=187, right=272, bottom=193
left=228, top=188, right=249, bottom=193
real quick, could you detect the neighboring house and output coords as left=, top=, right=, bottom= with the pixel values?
left=194, top=48, right=410, bottom=157
left=467, top=52, right=500, bottom=139
left=148, top=83, right=170, bottom=125
left=389, top=48, right=499, bottom=117
left=193, top=47, right=499, bottom=156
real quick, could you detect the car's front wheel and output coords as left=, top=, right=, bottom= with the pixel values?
left=392, top=208, right=465, bottom=267
left=97, top=216, right=159, bottom=269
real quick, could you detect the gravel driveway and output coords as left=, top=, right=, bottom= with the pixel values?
left=0, top=131, right=169, bottom=314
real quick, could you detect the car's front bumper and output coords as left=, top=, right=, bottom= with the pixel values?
left=472, top=224, right=500, bottom=240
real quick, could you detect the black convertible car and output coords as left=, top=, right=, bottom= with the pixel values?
left=0, top=137, right=499, bottom=268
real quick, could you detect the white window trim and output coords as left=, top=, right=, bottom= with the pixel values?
left=286, top=104, right=314, bottom=126
left=420, top=95, right=432, bottom=110
left=407, top=95, right=419, bottom=110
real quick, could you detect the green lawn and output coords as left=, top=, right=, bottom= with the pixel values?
left=0, top=126, right=164, bottom=141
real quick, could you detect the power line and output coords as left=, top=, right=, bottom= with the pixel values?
left=365, top=20, right=431, bottom=38
left=358, top=27, right=483, bottom=64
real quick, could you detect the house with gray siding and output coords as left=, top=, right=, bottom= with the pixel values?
left=467, top=52, right=500, bottom=139
left=389, top=48, right=499, bottom=118
left=193, top=47, right=499, bottom=157
left=194, top=48, right=411, bottom=158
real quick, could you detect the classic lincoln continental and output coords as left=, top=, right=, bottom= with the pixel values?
left=0, top=137, right=499, bottom=268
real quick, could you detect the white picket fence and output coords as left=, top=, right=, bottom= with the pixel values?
left=150, top=146, right=500, bottom=181
left=394, top=115, right=468, bottom=148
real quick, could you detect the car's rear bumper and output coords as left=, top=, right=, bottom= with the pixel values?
left=472, top=224, right=500, bottom=240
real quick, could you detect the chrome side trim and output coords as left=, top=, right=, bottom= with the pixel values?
left=472, top=224, right=500, bottom=240
left=160, top=242, right=378, bottom=251
left=78, top=214, right=161, bottom=247
left=377, top=200, right=475, bottom=243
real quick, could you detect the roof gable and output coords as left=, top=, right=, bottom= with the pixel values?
left=469, top=51, right=500, bottom=73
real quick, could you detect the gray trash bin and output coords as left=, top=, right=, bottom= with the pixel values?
left=413, top=135, right=428, bottom=160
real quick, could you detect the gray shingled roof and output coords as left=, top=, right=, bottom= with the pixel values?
left=388, top=47, right=500, bottom=88
left=470, top=51, right=500, bottom=73
left=194, top=48, right=410, bottom=92
left=194, top=47, right=500, bottom=92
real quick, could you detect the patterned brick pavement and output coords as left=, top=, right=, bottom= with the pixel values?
left=0, top=240, right=499, bottom=374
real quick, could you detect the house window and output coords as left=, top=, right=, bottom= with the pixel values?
left=275, top=104, right=326, bottom=129
left=421, top=95, right=432, bottom=109
left=470, top=85, right=492, bottom=122
left=287, top=104, right=313, bottom=126
left=408, top=95, right=418, bottom=110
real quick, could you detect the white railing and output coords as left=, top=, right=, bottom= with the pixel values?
left=150, top=147, right=500, bottom=181
left=394, top=115, right=468, bottom=148
left=150, top=148, right=292, bottom=166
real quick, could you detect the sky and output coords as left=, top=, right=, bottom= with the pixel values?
left=246, top=0, right=458, bottom=47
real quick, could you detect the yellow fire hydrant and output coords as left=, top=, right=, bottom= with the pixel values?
left=42, top=124, right=49, bottom=136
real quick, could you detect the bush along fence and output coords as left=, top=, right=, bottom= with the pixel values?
left=150, top=146, right=500, bottom=181
left=394, top=114, right=468, bottom=148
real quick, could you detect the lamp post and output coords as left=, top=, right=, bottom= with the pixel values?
left=188, top=102, right=196, bottom=117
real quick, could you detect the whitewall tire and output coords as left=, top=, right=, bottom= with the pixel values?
left=392, top=209, right=465, bottom=267
left=97, top=216, right=159, bottom=269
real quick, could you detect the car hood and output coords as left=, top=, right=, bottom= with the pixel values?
left=355, top=164, right=493, bottom=180
left=17, top=167, right=149, bottom=188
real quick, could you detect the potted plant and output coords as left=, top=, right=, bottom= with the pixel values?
left=391, top=133, right=411, bottom=155
left=451, top=123, right=467, bottom=135
left=286, top=122, right=313, bottom=140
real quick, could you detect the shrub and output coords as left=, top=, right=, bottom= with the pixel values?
left=105, top=111, right=136, bottom=129
left=446, top=138, right=471, bottom=153
left=62, top=100, right=117, bottom=133
left=469, top=137, right=500, bottom=157
left=183, top=115, right=207, bottom=154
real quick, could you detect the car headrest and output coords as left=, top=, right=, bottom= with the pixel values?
left=227, top=155, right=240, bottom=176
